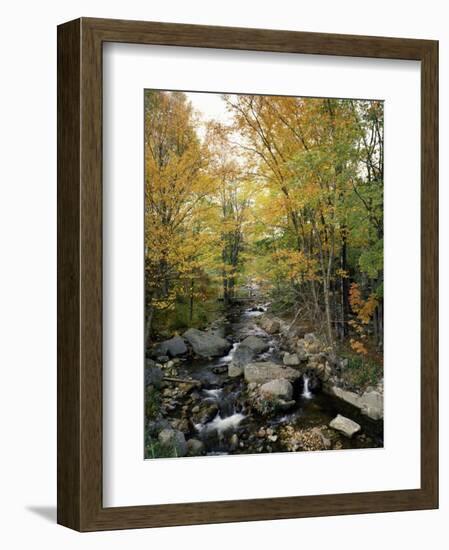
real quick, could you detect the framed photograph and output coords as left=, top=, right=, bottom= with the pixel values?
left=57, top=17, right=438, bottom=531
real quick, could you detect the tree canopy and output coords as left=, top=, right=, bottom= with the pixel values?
left=144, top=90, right=383, bottom=359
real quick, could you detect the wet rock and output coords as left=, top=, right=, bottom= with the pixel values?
left=144, top=365, right=164, bottom=389
left=186, top=438, right=205, bottom=456
left=217, top=395, right=237, bottom=418
left=228, top=364, right=244, bottom=378
left=329, top=414, right=361, bottom=438
left=244, top=362, right=302, bottom=384
left=283, top=352, right=301, bottom=366
left=260, top=379, right=293, bottom=400
left=277, top=399, right=296, bottom=411
left=231, top=344, right=255, bottom=367
left=184, top=328, right=232, bottom=358
left=240, top=335, right=269, bottom=354
left=158, top=429, right=187, bottom=456
left=200, top=427, right=220, bottom=448
left=212, top=365, right=228, bottom=374
left=193, top=403, right=219, bottom=424
left=153, top=335, right=188, bottom=358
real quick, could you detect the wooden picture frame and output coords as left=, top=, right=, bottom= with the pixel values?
left=57, top=17, right=438, bottom=531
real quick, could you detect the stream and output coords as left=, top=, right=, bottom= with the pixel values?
left=173, top=303, right=383, bottom=456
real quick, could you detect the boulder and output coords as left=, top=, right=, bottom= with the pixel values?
left=244, top=362, right=302, bottom=384
left=260, top=379, right=293, bottom=400
left=158, top=428, right=187, bottom=456
left=331, top=387, right=383, bottom=420
left=249, top=379, right=296, bottom=417
left=331, top=386, right=360, bottom=408
left=283, top=352, right=301, bottom=366
left=311, top=361, right=333, bottom=382
left=360, top=390, right=383, bottom=420
left=153, top=335, right=188, bottom=358
left=329, top=414, right=361, bottom=438
left=212, top=365, right=228, bottom=374
left=228, top=364, right=244, bottom=378
left=295, top=341, right=308, bottom=361
left=260, top=317, right=281, bottom=334
left=183, top=328, right=232, bottom=358
left=231, top=344, right=254, bottom=367
left=240, top=335, right=269, bottom=354
left=186, top=438, right=205, bottom=456
left=144, top=365, right=164, bottom=388
left=208, top=326, right=226, bottom=338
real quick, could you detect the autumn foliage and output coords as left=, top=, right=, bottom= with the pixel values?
left=144, top=91, right=383, bottom=356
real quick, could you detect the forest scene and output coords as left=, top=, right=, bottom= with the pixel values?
left=144, top=90, right=384, bottom=459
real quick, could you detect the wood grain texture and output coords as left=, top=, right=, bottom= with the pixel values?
left=420, top=40, right=439, bottom=503
left=57, top=17, right=439, bottom=532
left=57, top=18, right=81, bottom=531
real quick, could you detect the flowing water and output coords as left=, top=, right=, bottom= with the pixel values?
left=301, top=375, right=312, bottom=399
left=176, top=304, right=383, bottom=456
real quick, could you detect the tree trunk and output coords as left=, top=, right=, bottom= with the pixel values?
left=377, top=300, right=384, bottom=351
left=323, top=278, right=334, bottom=351
left=189, top=279, right=194, bottom=322
left=340, top=229, right=349, bottom=339
left=144, top=304, right=154, bottom=349
left=222, top=268, right=229, bottom=305
left=310, top=280, right=320, bottom=319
